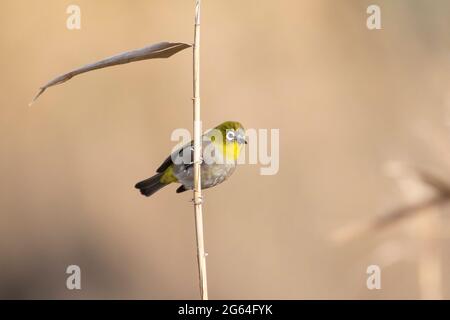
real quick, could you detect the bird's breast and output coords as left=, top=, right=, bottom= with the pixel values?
left=173, top=162, right=237, bottom=190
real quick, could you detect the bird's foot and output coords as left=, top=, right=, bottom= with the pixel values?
left=191, top=194, right=204, bottom=205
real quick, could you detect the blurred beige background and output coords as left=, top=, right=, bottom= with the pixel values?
left=1, top=0, right=450, bottom=299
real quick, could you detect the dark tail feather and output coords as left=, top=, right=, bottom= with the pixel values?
left=176, top=185, right=188, bottom=193
left=135, top=172, right=167, bottom=197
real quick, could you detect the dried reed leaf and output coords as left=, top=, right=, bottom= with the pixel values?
left=30, top=42, right=191, bottom=105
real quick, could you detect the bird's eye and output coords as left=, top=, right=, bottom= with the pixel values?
left=226, top=130, right=235, bottom=141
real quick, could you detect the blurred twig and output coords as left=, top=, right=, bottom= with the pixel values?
left=334, top=163, right=447, bottom=299
left=333, top=165, right=450, bottom=243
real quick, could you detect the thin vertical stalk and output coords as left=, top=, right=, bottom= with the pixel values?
left=192, top=0, right=208, bottom=300
left=417, top=213, right=443, bottom=300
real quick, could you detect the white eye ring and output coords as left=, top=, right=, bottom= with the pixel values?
left=226, top=130, right=235, bottom=141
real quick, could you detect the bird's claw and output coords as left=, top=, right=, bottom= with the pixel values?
left=191, top=195, right=204, bottom=205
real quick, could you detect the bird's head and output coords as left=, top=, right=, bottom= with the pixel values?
left=214, top=121, right=247, bottom=145
left=207, top=121, right=247, bottom=162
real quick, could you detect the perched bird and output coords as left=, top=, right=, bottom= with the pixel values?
left=135, top=121, right=247, bottom=197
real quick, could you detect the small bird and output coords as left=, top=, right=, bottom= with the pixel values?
left=135, top=121, right=247, bottom=197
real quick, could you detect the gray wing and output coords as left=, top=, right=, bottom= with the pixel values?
left=156, top=141, right=194, bottom=173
